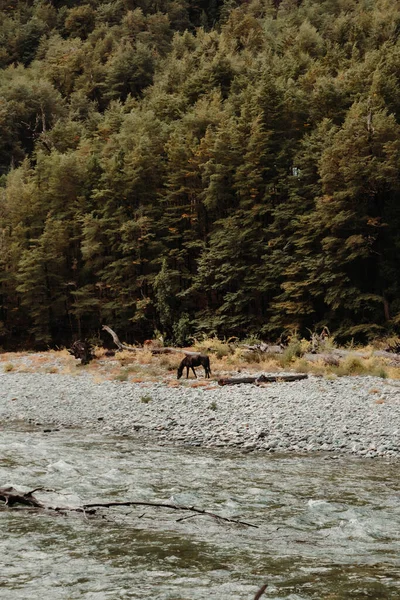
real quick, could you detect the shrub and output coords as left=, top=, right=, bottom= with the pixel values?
left=335, top=356, right=367, bottom=376
left=279, top=339, right=303, bottom=366
left=374, top=366, right=388, bottom=379
left=115, top=369, right=129, bottom=381
left=193, top=336, right=234, bottom=359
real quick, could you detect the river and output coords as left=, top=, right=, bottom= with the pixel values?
left=1, top=421, right=399, bottom=599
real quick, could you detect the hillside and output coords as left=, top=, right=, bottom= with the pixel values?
left=1, top=0, right=400, bottom=348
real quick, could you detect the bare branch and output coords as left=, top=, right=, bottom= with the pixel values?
left=254, top=583, right=268, bottom=600
left=0, top=487, right=46, bottom=509
left=0, top=487, right=258, bottom=528
left=102, top=325, right=206, bottom=357
left=80, top=500, right=258, bottom=527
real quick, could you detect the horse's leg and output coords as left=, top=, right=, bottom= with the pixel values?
left=192, top=367, right=197, bottom=378
left=186, top=366, right=189, bottom=378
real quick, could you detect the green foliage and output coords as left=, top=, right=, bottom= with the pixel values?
left=1, top=0, right=400, bottom=349
left=115, top=369, right=129, bottom=381
left=279, top=338, right=304, bottom=367
left=140, top=395, right=152, bottom=403
left=172, top=312, right=192, bottom=346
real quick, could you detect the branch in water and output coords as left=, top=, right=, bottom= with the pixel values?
left=81, top=500, right=258, bottom=527
left=0, top=488, right=257, bottom=528
left=0, top=486, right=46, bottom=508
left=254, top=584, right=268, bottom=599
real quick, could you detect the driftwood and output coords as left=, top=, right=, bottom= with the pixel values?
left=241, top=337, right=400, bottom=367
left=0, top=486, right=47, bottom=509
left=102, top=326, right=202, bottom=357
left=218, top=373, right=308, bottom=386
left=0, top=486, right=257, bottom=527
left=303, top=348, right=400, bottom=366
left=80, top=500, right=257, bottom=527
left=385, top=339, right=400, bottom=354
left=102, top=325, right=139, bottom=352
left=241, top=343, right=284, bottom=355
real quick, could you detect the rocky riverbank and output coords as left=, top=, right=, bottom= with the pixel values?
left=1, top=357, right=400, bottom=458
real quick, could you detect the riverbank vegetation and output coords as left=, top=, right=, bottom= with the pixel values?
left=1, top=0, right=400, bottom=349
left=1, top=334, right=400, bottom=382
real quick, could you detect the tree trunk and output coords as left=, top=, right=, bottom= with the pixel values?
left=218, top=374, right=308, bottom=386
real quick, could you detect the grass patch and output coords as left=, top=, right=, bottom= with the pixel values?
left=114, top=369, right=130, bottom=382
left=374, top=367, right=388, bottom=379
left=291, top=358, right=312, bottom=373
left=332, top=356, right=389, bottom=378
left=278, top=339, right=303, bottom=367
left=335, top=356, right=368, bottom=376
left=192, top=336, right=234, bottom=359
left=1, top=334, right=399, bottom=382
left=140, top=395, right=152, bottom=403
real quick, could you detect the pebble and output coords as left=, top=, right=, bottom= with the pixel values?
left=0, top=371, right=399, bottom=458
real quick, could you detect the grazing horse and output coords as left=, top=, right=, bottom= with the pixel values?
left=177, top=354, right=211, bottom=379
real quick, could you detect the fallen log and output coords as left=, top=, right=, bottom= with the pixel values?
left=218, top=373, right=308, bottom=386
left=240, top=343, right=284, bottom=354
left=102, top=325, right=139, bottom=352
left=102, top=325, right=205, bottom=357
left=303, top=349, right=400, bottom=365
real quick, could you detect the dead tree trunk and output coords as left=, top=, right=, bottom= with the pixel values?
left=218, top=374, right=308, bottom=386
left=102, top=325, right=206, bottom=357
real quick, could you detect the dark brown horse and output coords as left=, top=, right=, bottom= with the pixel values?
left=177, top=354, right=211, bottom=379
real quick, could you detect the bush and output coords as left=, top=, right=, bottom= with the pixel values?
left=193, top=336, right=234, bottom=359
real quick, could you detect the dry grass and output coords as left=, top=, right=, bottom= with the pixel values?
left=189, top=381, right=211, bottom=388
left=1, top=337, right=399, bottom=382
left=167, top=380, right=180, bottom=387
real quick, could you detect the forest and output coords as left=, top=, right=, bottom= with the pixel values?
left=1, top=0, right=400, bottom=349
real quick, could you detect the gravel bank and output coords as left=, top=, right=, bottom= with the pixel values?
left=1, top=369, right=400, bottom=458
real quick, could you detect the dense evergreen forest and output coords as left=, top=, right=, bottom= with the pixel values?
left=1, top=0, right=400, bottom=348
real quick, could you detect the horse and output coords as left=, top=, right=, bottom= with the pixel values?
left=177, top=354, right=211, bottom=379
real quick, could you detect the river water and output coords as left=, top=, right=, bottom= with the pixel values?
left=0, top=421, right=399, bottom=599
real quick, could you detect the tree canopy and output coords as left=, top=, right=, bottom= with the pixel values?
left=1, top=0, right=400, bottom=348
